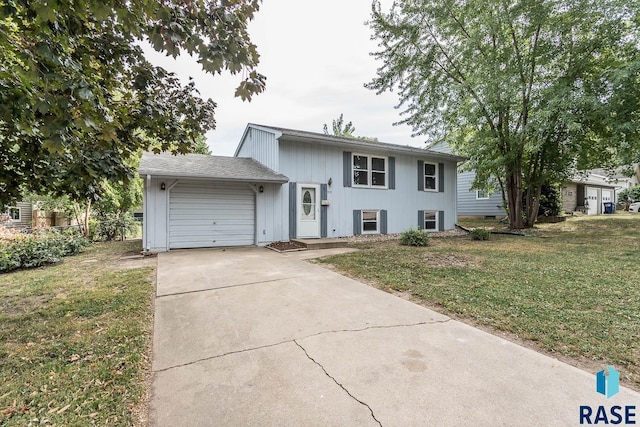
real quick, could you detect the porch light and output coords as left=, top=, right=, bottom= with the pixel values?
left=160, top=182, right=166, bottom=191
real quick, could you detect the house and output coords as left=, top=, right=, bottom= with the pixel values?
left=2, top=202, right=34, bottom=228
left=562, top=173, right=620, bottom=215
left=427, top=141, right=506, bottom=218
left=139, top=124, right=465, bottom=251
left=457, top=171, right=506, bottom=218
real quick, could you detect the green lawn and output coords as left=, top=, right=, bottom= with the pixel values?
left=318, top=214, right=640, bottom=389
left=0, top=240, right=154, bottom=426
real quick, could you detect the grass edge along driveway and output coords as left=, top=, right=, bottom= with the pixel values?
left=0, top=240, right=154, bottom=426
left=317, top=215, right=640, bottom=390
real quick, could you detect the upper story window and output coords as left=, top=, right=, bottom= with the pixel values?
left=476, top=190, right=489, bottom=200
left=353, top=154, right=387, bottom=188
left=418, top=160, right=443, bottom=193
left=424, top=162, right=438, bottom=191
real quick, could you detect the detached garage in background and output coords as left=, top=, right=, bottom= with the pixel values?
left=562, top=173, right=618, bottom=215
left=139, top=153, right=288, bottom=252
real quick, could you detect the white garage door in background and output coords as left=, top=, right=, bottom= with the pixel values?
left=586, top=187, right=599, bottom=215
left=169, top=181, right=255, bottom=249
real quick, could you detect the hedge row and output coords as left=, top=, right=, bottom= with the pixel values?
left=0, top=229, right=89, bottom=273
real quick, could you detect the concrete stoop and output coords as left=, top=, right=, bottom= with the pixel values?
left=291, top=238, right=351, bottom=250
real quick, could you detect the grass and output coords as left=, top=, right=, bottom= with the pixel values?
left=318, top=214, right=640, bottom=388
left=0, top=240, right=154, bottom=426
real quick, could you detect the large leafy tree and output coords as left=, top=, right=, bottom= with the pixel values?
left=368, top=0, right=640, bottom=228
left=0, top=0, right=265, bottom=207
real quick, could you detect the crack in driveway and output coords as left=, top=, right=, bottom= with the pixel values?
left=154, top=319, right=451, bottom=373
left=294, top=340, right=383, bottom=427
left=156, top=276, right=307, bottom=298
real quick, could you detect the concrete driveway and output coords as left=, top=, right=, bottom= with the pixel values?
left=151, top=247, right=639, bottom=426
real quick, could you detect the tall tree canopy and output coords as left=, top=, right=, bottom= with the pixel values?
left=368, top=0, right=640, bottom=228
left=0, top=0, right=265, bottom=206
left=323, top=113, right=379, bottom=141
left=323, top=113, right=356, bottom=137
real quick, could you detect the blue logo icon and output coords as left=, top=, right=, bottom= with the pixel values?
left=596, top=366, right=620, bottom=399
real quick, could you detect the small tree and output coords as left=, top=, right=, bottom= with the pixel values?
left=618, top=185, right=640, bottom=210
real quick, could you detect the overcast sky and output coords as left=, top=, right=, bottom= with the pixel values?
left=144, top=0, right=422, bottom=156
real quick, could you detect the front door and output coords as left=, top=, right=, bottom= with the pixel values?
left=297, top=184, right=320, bottom=238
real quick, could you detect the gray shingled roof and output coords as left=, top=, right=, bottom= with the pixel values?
left=247, top=124, right=467, bottom=162
left=138, top=152, right=288, bottom=183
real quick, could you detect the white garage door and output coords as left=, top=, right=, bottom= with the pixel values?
left=586, top=187, right=598, bottom=215
left=169, top=182, right=255, bottom=249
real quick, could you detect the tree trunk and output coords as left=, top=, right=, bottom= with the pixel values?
left=505, top=166, right=524, bottom=229
left=83, top=199, right=91, bottom=238
left=524, top=185, right=542, bottom=227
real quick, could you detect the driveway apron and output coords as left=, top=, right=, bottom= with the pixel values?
left=151, top=247, right=639, bottom=426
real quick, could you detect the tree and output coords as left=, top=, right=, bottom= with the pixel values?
left=0, top=0, right=265, bottom=207
left=192, top=135, right=212, bottom=155
left=323, top=114, right=356, bottom=137
left=368, top=0, right=640, bottom=228
left=323, top=113, right=379, bottom=141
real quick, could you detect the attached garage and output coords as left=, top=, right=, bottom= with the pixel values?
left=169, top=182, right=255, bottom=249
left=139, top=153, right=288, bottom=252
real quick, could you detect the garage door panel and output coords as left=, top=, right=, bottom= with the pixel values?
left=169, top=182, right=255, bottom=249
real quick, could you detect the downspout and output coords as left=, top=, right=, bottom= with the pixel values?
left=145, top=174, right=150, bottom=252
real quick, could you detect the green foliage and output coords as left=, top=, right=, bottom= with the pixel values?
left=399, top=228, right=430, bottom=246
left=0, top=0, right=264, bottom=206
left=469, top=228, right=491, bottom=241
left=368, top=0, right=640, bottom=229
left=530, top=185, right=562, bottom=217
left=618, top=185, right=640, bottom=204
left=323, top=113, right=379, bottom=142
left=90, top=212, right=137, bottom=242
left=192, top=135, right=212, bottom=155
left=324, top=113, right=356, bottom=137
left=0, top=228, right=89, bottom=273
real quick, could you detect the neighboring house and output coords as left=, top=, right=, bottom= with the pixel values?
left=2, top=202, right=34, bottom=228
left=562, top=173, right=620, bottom=215
left=457, top=171, right=505, bottom=218
left=427, top=141, right=505, bottom=218
left=139, top=124, right=465, bottom=251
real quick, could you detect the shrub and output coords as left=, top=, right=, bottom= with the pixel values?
left=0, top=228, right=90, bottom=273
left=399, top=228, right=430, bottom=246
left=90, top=212, right=137, bottom=241
left=469, top=228, right=491, bottom=240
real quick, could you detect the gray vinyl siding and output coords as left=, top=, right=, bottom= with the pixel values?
left=457, top=171, right=506, bottom=216
left=277, top=139, right=458, bottom=237
left=235, top=127, right=279, bottom=171
left=5, top=202, right=33, bottom=228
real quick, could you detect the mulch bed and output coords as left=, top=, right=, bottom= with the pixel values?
left=266, top=241, right=307, bottom=252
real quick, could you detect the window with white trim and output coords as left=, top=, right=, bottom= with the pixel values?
left=7, top=207, right=20, bottom=221
left=353, top=154, right=387, bottom=188
left=424, top=211, right=438, bottom=231
left=361, top=210, right=380, bottom=234
left=424, top=162, right=437, bottom=191
left=476, top=190, right=489, bottom=200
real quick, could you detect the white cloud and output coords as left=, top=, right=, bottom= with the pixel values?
left=144, top=0, right=426, bottom=156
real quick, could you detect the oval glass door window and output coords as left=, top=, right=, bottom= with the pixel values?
left=301, top=188, right=316, bottom=220
left=303, top=190, right=312, bottom=215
